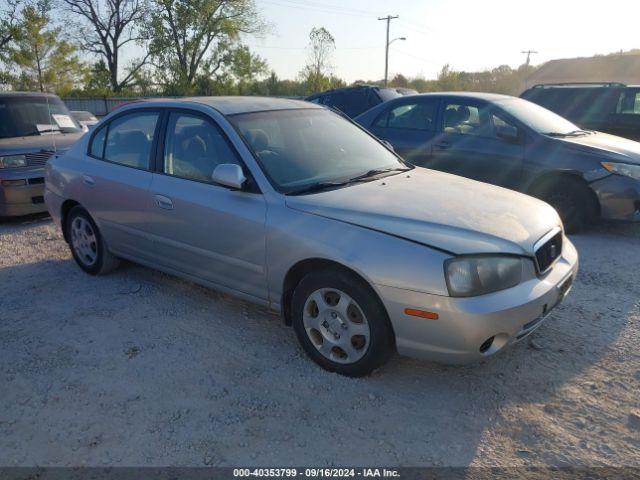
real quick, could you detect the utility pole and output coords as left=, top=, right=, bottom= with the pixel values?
left=521, top=50, right=538, bottom=66
left=379, top=14, right=399, bottom=86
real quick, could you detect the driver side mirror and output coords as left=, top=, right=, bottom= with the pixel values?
left=496, top=124, right=520, bottom=143
left=211, top=164, right=246, bottom=190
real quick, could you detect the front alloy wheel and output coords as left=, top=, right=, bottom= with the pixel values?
left=303, top=288, right=371, bottom=364
left=292, top=268, right=395, bottom=377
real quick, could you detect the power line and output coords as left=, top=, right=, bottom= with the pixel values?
left=259, top=0, right=373, bottom=18
left=269, top=0, right=372, bottom=15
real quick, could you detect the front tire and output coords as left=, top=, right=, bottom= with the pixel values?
left=291, top=268, right=395, bottom=377
left=535, top=178, right=597, bottom=233
left=65, top=206, right=119, bottom=275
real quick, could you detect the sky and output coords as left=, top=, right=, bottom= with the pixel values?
left=244, top=0, right=640, bottom=82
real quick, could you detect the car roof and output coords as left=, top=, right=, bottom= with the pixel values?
left=409, top=92, right=514, bottom=101
left=138, top=96, right=320, bottom=115
left=0, top=91, right=61, bottom=98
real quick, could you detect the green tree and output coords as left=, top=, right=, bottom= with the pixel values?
left=9, top=1, right=85, bottom=94
left=147, top=0, right=265, bottom=93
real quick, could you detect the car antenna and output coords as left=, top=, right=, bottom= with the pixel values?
left=45, top=91, right=57, bottom=153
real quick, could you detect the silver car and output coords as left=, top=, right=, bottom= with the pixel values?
left=45, top=97, right=579, bottom=377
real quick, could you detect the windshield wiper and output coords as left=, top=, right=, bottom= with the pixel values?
left=285, top=181, right=350, bottom=196
left=22, top=127, right=61, bottom=136
left=348, top=166, right=412, bottom=182
left=545, top=130, right=592, bottom=137
left=285, top=167, right=412, bottom=196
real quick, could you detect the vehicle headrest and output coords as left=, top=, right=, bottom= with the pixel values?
left=457, top=106, right=471, bottom=122
left=247, top=129, right=269, bottom=151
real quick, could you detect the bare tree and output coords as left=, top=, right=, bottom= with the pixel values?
left=300, top=27, right=335, bottom=93
left=60, top=0, right=149, bottom=92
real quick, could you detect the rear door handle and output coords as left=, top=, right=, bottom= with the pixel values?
left=82, top=175, right=95, bottom=186
left=435, top=141, right=451, bottom=150
left=154, top=194, right=173, bottom=210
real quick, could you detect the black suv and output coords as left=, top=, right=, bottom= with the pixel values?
left=306, top=85, right=417, bottom=118
left=521, top=83, right=640, bottom=141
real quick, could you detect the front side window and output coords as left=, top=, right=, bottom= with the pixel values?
left=102, top=112, right=159, bottom=169
left=375, top=101, right=437, bottom=131
left=163, top=112, right=241, bottom=182
left=230, top=108, right=406, bottom=193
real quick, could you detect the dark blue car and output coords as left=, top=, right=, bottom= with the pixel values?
left=355, top=92, right=640, bottom=232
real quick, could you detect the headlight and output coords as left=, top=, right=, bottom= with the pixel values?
left=0, top=154, right=27, bottom=168
left=445, top=255, right=524, bottom=297
left=602, top=162, right=640, bottom=181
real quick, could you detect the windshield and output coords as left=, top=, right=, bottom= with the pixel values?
left=497, top=97, right=581, bottom=135
left=377, top=88, right=404, bottom=102
left=0, top=96, right=82, bottom=139
left=230, top=108, right=406, bottom=193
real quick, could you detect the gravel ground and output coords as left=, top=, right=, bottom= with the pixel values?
left=0, top=215, right=639, bottom=468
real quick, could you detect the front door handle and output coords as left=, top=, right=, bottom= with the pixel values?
left=154, top=194, right=173, bottom=210
left=435, top=141, right=451, bottom=150
left=82, top=174, right=95, bottom=186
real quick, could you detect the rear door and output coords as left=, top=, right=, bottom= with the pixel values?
left=148, top=109, right=268, bottom=300
left=368, top=98, right=440, bottom=166
left=79, top=109, right=160, bottom=261
left=427, top=99, right=524, bottom=188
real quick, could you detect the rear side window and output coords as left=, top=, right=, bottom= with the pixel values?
left=616, top=90, right=640, bottom=115
left=89, top=125, right=107, bottom=157
left=101, top=112, right=159, bottom=169
left=375, top=101, right=437, bottom=131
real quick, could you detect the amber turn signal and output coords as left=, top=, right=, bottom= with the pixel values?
left=404, top=308, right=439, bottom=320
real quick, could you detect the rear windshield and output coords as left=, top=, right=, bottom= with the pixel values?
left=0, top=96, right=82, bottom=139
left=377, top=88, right=404, bottom=102
left=73, top=111, right=98, bottom=121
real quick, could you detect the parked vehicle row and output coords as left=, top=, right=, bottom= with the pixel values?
left=354, top=92, right=640, bottom=232
left=3, top=86, right=638, bottom=376
left=44, top=97, right=578, bottom=376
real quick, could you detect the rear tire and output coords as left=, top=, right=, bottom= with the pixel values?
left=65, top=206, right=119, bottom=275
left=534, top=178, right=596, bottom=234
left=291, top=268, right=395, bottom=377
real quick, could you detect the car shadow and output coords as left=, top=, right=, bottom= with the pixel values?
left=0, top=223, right=637, bottom=468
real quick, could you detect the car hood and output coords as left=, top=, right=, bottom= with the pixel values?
left=558, top=131, right=640, bottom=164
left=0, top=132, right=84, bottom=156
left=285, top=168, right=561, bottom=255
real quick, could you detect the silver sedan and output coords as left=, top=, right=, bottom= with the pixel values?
left=45, top=97, right=578, bottom=377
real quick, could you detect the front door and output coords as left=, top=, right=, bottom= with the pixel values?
left=149, top=110, right=268, bottom=300
left=427, top=100, right=524, bottom=188
left=368, top=98, right=440, bottom=166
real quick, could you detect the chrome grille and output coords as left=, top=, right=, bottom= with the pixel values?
left=535, top=231, right=563, bottom=274
left=25, top=151, right=54, bottom=166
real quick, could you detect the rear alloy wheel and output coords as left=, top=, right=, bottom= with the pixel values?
left=292, top=268, right=395, bottom=377
left=66, top=206, right=120, bottom=275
